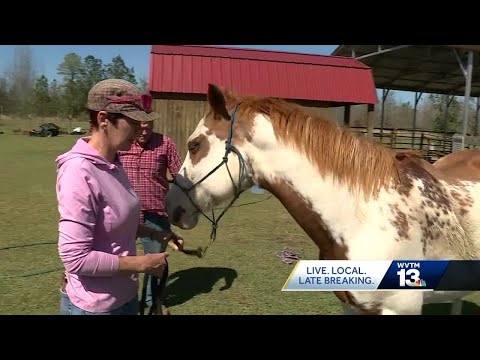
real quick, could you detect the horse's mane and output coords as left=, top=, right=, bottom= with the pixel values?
left=235, top=95, right=400, bottom=200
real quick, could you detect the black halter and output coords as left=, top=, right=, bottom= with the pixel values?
left=171, top=104, right=248, bottom=256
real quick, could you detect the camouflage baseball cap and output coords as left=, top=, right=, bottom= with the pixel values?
left=87, top=79, right=160, bottom=122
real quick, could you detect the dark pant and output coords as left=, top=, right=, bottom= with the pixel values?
left=140, top=212, right=171, bottom=310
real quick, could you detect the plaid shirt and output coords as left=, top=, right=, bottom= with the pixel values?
left=119, top=133, right=182, bottom=221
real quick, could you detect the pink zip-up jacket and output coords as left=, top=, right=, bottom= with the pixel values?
left=56, top=137, right=141, bottom=312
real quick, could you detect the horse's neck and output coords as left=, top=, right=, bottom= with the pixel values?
left=245, top=135, right=364, bottom=259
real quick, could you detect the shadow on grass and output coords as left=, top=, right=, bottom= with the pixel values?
left=164, top=267, right=238, bottom=307
left=422, top=301, right=480, bottom=315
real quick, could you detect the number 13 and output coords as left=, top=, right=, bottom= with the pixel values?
left=397, top=269, right=420, bottom=287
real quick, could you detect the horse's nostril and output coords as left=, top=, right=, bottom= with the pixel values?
left=173, top=206, right=185, bottom=223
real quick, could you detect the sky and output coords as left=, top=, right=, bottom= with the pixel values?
left=0, top=44, right=413, bottom=103
left=0, top=45, right=151, bottom=82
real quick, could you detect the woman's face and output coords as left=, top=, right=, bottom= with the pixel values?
left=107, top=114, right=142, bottom=151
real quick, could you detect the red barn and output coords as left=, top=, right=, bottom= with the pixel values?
left=148, top=45, right=377, bottom=158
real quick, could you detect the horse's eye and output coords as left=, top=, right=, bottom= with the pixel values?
left=188, top=141, right=199, bottom=152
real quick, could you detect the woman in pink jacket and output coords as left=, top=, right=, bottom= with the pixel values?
left=56, top=79, right=183, bottom=315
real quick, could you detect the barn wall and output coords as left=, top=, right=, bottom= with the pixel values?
left=151, top=93, right=347, bottom=159
left=151, top=95, right=208, bottom=160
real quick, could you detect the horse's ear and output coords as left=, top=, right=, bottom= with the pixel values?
left=207, top=83, right=231, bottom=120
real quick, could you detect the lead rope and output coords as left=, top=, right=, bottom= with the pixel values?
left=276, top=247, right=304, bottom=265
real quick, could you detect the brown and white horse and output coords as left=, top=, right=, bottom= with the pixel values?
left=165, top=83, right=480, bottom=315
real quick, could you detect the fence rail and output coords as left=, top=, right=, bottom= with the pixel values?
left=349, top=127, right=455, bottom=163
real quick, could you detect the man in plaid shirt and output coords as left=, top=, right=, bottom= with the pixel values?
left=119, top=120, right=182, bottom=314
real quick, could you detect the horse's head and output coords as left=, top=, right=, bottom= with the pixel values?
left=165, top=84, right=254, bottom=229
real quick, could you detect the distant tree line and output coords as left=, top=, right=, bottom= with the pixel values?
left=0, top=46, right=148, bottom=118
left=348, top=91, right=480, bottom=135
left=1, top=46, right=479, bottom=135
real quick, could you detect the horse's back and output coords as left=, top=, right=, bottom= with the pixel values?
left=395, top=149, right=480, bottom=258
left=396, top=149, right=480, bottom=183
left=433, top=149, right=480, bottom=182
left=394, top=150, right=444, bottom=180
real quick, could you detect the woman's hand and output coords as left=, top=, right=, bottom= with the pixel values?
left=142, top=253, right=169, bottom=277
left=118, top=252, right=168, bottom=277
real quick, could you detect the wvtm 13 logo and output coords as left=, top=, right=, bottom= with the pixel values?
left=396, top=262, right=427, bottom=287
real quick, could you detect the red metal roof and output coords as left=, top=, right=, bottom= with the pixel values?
left=148, top=45, right=377, bottom=105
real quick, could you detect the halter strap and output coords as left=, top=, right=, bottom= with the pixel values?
left=171, top=103, right=247, bottom=256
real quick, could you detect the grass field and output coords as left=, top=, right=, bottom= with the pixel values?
left=1, top=131, right=480, bottom=315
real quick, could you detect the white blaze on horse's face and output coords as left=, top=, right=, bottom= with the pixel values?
left=165, top=84, right=251, bottom=229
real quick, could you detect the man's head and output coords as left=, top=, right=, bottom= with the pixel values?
left=137, top=121, right=155, bottom=146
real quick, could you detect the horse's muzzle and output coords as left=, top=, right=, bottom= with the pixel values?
left=172, top=206, right=186, bottom=225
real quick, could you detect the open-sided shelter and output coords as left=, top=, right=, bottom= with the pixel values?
left=332, top=45, right=480, bottom=149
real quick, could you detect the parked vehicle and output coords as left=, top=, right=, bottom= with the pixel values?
left=29, top=123, right=61, bottom=137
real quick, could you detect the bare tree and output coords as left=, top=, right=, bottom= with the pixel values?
left=6, top=45, right=37, bottom=114
left=138, top=76, right=148, bottom=92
